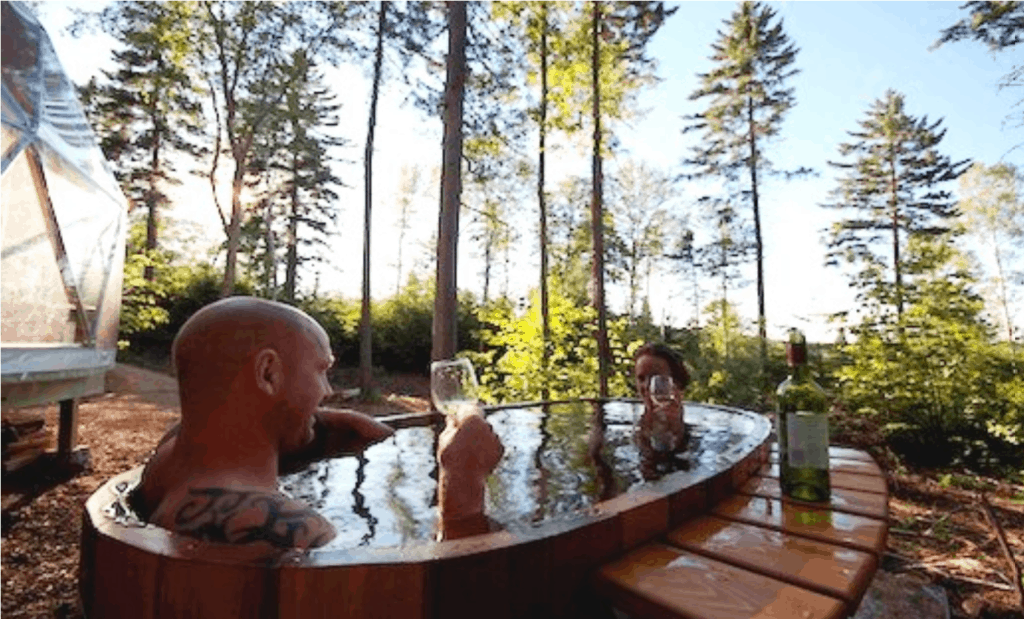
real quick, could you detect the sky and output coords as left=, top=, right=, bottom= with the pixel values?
left=36, top=1, right=1022, bottom=343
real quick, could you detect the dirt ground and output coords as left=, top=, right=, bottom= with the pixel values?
left=2, top=364, right=1022, bottom=619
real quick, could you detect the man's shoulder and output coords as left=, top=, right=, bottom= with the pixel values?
left=153, top=485, right=336, bottom=550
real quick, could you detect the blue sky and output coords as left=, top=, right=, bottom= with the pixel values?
left=38, top=2, right=1022, bottom=343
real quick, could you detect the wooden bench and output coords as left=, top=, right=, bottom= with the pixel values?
left=594, top=445, right=889, bottom=619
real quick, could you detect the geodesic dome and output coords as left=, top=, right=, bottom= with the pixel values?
left=2, top=1, right=128, bottom=408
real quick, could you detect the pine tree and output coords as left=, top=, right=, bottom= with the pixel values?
left=75, top=1, right=206, bottom=282
left=682, top=0, right=806, bottom=371
left=822, top=90, right=971, bottom=321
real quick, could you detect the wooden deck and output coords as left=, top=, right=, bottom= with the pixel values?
left=595, top=445, right=889, bottom=619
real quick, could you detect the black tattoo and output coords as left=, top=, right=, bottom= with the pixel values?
left=173, top=488, right=331, bottom=548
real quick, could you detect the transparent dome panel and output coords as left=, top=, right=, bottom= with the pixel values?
left=40, top=142, right=125, bottom=311
left=1, top=150, right=77, bottom=344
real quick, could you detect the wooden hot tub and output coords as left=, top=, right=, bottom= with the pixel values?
left=80, top=401, right=771, bottom=618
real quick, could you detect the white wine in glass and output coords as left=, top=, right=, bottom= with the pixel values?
left=430, top=358, right=480, bottom=417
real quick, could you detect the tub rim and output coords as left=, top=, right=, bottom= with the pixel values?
left=82, top=400, right=771, bottom=569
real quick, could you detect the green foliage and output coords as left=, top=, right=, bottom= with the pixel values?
left=465, top=283, right=638, bottom=403
left=833, top=235, right=1023, bottom=471
left=685, top=299, right=786, bottom=411
left=299, top=295, right=361, bottom=366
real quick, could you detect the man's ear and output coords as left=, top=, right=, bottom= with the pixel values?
left=254, top=348, right=284, bottom=396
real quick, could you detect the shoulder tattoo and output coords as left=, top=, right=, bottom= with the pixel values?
left=173, top=488, right=334, bottom=549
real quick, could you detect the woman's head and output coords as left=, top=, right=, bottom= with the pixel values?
left=633, top=343, right=690, bottom=400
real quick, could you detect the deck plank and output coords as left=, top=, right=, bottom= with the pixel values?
left=665, top=515, right=877, bottom=604
left=769, top=453, right=883, bottom=477
left=595, top=543, right=846, bottom=619
left=739, top=475, right=889, bottom=521
left=770, top=444, right=876, bottom=462
left=712, top=493, right=888, bottom=556
left=758, top=464, right=888, bottom=495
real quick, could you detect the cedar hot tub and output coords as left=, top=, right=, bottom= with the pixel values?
left=80, top=400, right=771, bottom=619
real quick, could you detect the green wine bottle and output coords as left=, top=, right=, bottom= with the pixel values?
left=776, top=328, right=831, bottom=502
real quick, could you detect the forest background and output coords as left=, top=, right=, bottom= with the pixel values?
left=34, top=0, right=1024, bottom=477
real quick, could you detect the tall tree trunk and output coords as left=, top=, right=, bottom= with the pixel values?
left=221, top=165, right=245, bottom=297
left=890, top=146, right=903, bottom=318
left=483, top=233, right=492, bottom=304
left=285, top=148, right=299, bottom=301
left=267, top=198, right=279, bottom=300
left=432, top=1, right=467, bottom=362
left=144, top=118, right=160, bottom=282
left=746, top=97, right=767, bottom=396
left=590, top=1, right=610, bottom=398
left=538, top=3, right=551, bottom=401
left=360, top=1, right=388, bottom=393
left=992, top=230, right=1013, bottom=342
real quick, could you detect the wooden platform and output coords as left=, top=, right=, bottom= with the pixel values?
left=594, top=446, right=889, bottom=619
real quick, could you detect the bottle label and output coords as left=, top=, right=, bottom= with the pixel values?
left=786, top=412, right=829, bottom=469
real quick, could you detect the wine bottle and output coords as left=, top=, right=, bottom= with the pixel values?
left=776, top=328, right=831, bottom=502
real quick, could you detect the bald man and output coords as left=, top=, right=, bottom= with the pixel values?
left=135, top=297, right=394, bottom=550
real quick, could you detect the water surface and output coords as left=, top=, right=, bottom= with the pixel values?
left=280, top=400, right=765, bottom=551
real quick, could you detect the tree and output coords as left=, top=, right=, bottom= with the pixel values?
left=588, top=1, right=675, bottom=397
left=74, top=1, right=206, bottom=282
left=268, top=53, right=345, bottom=302
left=664, top=224, right=703, bottom=327
left=934, top=1, right=1023, bottom=143
left=464, top=158, right=525, bottom=304
left=359, top=1, right=388, bottom=394
left=958, top=162, right=1024, bottom=341
left=392, top=165, right=423, bottom=296
left=695, top=197, right=755, bottom=359
left=822, top=90, right=971, bottom=322
left=683, top=1, right=807, bottom=374
left=609, top=159, right=675, bottom=321
left=197, top=1, right=348, bottom=297
left=834, top=234, right=1015, bottom=468
left=433, top=1, right=468, bottom=362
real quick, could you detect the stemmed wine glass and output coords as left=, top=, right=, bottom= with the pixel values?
left=430, top=358, right=480, bottom=417
left=649, top=375, right=677, bottom=407
left=647, top=375, right=677, bottom=452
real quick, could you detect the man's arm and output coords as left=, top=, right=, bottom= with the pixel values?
left=436, top=410, right=505, bottom=540
left=154, top=409, right=393, bottom=475
left=280, top=408, right=394, bottom=474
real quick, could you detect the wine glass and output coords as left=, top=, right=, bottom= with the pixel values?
left=649, top=375, right=676, bottom=407
left=430, top=358, right=480, bottom=417
left=647, top=375, right=677, bottom=452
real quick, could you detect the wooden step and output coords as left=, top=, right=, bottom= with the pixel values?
left=769, top=452, right=883, bottom=477
left=712, top=493, right=888, bottom=557
left=666, top=515, right=877, bottom=604
left=595, top=543, right=847, bottom=619
left=757, top=463, right=888, bottom=495
left=739, top=475, right=889, bottom=521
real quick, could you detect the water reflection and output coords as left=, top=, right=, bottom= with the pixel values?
left=280, top=400, right=766, bottom=551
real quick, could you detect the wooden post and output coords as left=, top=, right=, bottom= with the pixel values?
left=57, top=398, right=78, bottom=458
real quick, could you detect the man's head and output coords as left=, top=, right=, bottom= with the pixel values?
left=172, top=297, right=334, bottom=453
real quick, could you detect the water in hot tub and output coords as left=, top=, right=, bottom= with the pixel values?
left=279, top=400, right=764, bottom=550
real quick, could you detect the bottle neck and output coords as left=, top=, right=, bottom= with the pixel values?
left=786, top=344, right=810, bottom=381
